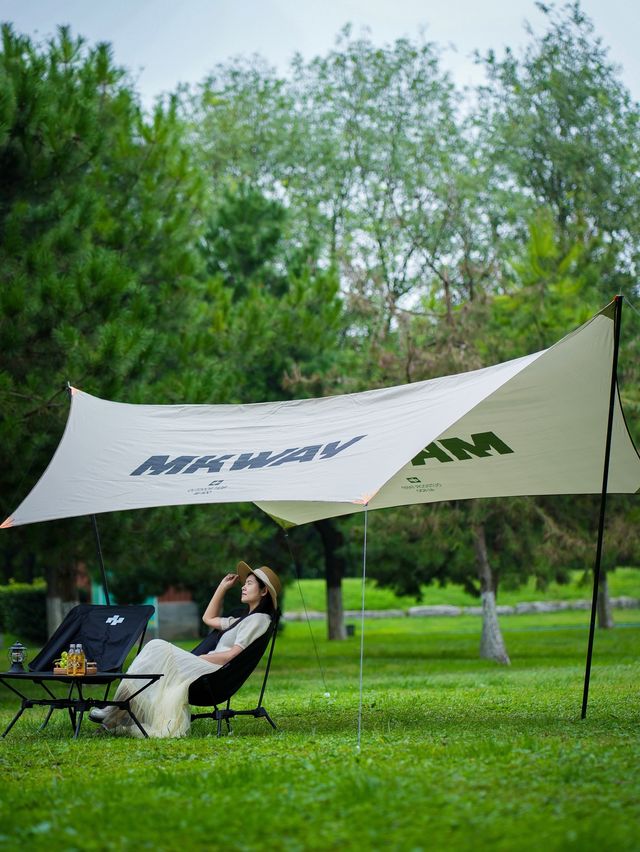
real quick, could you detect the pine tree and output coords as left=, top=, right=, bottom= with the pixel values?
left=0, top=26, right=208, bottom=629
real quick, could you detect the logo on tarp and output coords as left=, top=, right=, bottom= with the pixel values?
left=402, top=478, right=442, bottom=493
left=187, top=480, right=228, bottom=496
left=411, top=431, right=513, bottom=466
left=106, top=615, right=124, bottom=625
left=128, top=435, right=367, bottom=477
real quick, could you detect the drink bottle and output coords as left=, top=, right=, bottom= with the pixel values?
left=67, top=644, right=76, bottom=675
left=76, top=643, right=86, bottom=676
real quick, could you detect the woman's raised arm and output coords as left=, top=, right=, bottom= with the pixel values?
left=202, top=573, right=239, bottom=629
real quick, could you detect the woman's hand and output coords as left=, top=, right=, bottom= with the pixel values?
left=217, top=573, right=240, bottom=592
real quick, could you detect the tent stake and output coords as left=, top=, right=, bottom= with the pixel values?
left=581, top=295, right=623, bottom=719
left=91, top=514, right=111, bottom=606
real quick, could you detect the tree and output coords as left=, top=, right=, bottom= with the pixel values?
left=191, top=68, right=358, bottom=638
left=472, top=0, right=640, bottom=630
left=283, top=34, right=499, bottom=638
left=0, top=26, right=209, bottom=631
left=198, top=182, right=349, bottom=635
left=477, top=2, right=640, bottom=295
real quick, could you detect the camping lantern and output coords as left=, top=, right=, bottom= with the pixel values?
left=8, top=642, right=27, bottom=672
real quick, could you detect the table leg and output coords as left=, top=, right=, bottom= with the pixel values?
left=126, top=705, right=149, bottom=738
left=38, top=706, right=56, bottom=731
left=2, top=706, right=26, bottom=738
left=73, top=710, right=84, bottom=739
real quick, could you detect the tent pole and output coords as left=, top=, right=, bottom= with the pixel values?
left=91, top=514, right=111, bottom=606
left=581, top=295, right=623, bottom=720
left=356, top=506, right=369, bottom=752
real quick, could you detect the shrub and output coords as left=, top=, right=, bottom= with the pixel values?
left=0, top=580, right=47, bottom=644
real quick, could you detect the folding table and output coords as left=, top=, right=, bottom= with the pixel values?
left=0, top=670, right=162, bottom=739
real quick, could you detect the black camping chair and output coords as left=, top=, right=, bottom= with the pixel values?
left=29, top=604, right=155, bottom=673
left=189, top=611, right=280, bottom=737
left=1, top=603, right=155, bottom=738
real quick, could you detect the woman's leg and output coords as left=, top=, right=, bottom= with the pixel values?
left=91, top=640, right=175, bottom=730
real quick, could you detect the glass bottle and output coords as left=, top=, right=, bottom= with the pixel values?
left=76, top=643, right=86, bottom=676
left=67, top=644, right=76, bottom=675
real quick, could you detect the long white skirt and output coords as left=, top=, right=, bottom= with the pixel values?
left=101, top=639, right=221, bottom=738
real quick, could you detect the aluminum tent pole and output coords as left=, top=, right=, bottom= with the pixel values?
left=356, top=506, right=369, bottom=752
left=581, top=295, right=623, bottom=720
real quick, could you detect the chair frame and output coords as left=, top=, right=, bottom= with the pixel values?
left=190, top=612, right=280, bottom=737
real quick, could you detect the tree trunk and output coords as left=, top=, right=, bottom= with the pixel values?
left=443, top=268, right=453, bottom=326
left=326, top=585, right=346, bottom=640
left=473, top=523, right=510, bottom=665
left=314, top=519, right=347, bottom=640
left=596, top=568, right=614, bottom=629
left=46, top=561, right=79, bottom=637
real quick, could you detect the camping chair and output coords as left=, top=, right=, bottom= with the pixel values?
left=1, top=603, right=156, bottom=738
left=188, top=611, right=280, bottom=737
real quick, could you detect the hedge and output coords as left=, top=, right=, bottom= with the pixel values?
left=0, top=580, right=47, bottom=644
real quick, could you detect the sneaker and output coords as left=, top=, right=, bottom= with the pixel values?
left=89, top=707, right=107, bottom=723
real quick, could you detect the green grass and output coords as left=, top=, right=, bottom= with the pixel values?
left=1, top=610, right=639, bottom=851
left=285, top=567, right=640, bottom=612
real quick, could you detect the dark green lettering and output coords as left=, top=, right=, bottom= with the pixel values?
left=439, top=431, right=514, bottom=461
left=411, top=443, right=453, bottom=465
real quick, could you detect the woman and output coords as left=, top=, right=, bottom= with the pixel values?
left=89, top=562, right=281, bottom=738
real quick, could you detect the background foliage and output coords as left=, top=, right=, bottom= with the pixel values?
left=0, top=580, right=46, bottom=643
left=0, top=5, right=638, bottom=621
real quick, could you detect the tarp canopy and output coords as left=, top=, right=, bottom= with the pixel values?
left=2, top=304, right=639, bottom=531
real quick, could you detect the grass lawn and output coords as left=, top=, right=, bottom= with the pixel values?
left=1, top=607, right=638, bottom=851
left=284, top=567, right=640, bottom=612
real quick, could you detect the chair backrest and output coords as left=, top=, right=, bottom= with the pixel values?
left=190, top=629, right=222, bottom=656
left=189, top=605, right=257, bottom=657
left=188, top=613, right=279, bottom=707
left=29, top=604, right=155, bottom=672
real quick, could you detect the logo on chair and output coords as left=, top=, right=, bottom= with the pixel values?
left=106, top=615, right=124, bottom=625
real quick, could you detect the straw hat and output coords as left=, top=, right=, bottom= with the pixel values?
left=236, top=561, right=281, bottom=608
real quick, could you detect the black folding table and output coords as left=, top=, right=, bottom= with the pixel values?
left=0, top=670, right=162, bottom=739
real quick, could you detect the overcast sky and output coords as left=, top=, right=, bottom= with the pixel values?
left=2, top=0, right=638, bottom=104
